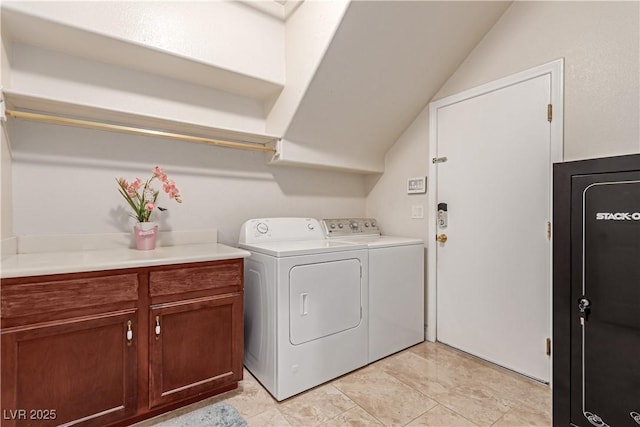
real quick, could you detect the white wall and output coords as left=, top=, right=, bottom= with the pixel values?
left=1, top=30, right=13, bottom=240
left=365, top=107, right=429, bottom=240
left=436, top=1, right=639, bottom=161
left=367, top=0, right=640, bottom=237
left=9, top=120, right=366, bottom=245
left=1, top=127, right=12, bottom=240
left=3, top=0, right=368, bottom=245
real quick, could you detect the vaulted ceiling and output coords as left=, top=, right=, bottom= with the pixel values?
left=277, top=1, right=511, bottom=172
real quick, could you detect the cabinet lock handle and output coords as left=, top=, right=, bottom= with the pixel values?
left=155, top=316, right=161, bottom=339
left=126, top=320, right=133, bottom=346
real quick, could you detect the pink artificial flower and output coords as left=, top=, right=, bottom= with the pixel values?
left=163, top=180, right=182, bottom=202
left=163, top=179, right=175, bottom=193
left=116, top=166, right=182, bottom=223
left=162, top=180, right=172, bottom=193
left=127, top=178, right=142, bottom=197
left=153, top=166, right=168, bottom=182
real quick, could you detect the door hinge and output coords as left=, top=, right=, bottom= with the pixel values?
left=547, top=104, right=552, bottom=122
left=432, top=156, right=448, bottom=164
left=546, top=221, right=551, bottom=240
left=546, top=338, right=551, bottom=356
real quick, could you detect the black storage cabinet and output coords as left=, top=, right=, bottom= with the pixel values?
left=553, top=153, right=640, bottom=427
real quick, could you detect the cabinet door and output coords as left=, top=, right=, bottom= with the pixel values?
left=569, top=172, right=640, bottom=427
left=1, top=310, right=138, bottom=427
left=149, top=293, right=243, bottom=408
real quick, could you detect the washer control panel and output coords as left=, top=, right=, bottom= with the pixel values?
left=321, top=218, right=381, bottom=237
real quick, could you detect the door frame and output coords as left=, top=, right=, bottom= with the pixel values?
left=426, top=59, right=564, bottom=343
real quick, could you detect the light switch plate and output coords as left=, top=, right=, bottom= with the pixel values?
left=411, top=205, right=424, bottom=219
left=407, top=177, right=426, bottom=194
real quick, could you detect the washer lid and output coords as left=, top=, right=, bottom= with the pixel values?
left=239, top=239, right=367, bottom=257
left=332, top=235, right=424, bottom=248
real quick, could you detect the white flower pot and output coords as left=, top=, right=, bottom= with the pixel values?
left=134, top=222, right=158, bottom=250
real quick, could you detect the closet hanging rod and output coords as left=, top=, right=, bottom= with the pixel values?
left=4, top=109, right=278, bottom=153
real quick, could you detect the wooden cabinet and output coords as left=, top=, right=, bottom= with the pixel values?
left=147, top=262, right=244, bottom=409
left=0, top=272, right=139, bottom=427
left=1, top=258, right=244, bottom=426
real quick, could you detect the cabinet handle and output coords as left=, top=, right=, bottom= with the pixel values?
left=155, top=316, right=161, bottom=339
left=126, top=320, right=133, bottom=346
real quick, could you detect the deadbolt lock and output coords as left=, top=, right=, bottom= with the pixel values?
left=436, top=234, right=448, bottom=243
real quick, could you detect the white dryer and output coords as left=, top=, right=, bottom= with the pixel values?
left=238, top=218, right=369, bottom=401
left=322, top=218, right=424, bottom=363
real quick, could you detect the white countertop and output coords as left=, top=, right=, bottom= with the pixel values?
left=1, top=243, right=250, bottom=279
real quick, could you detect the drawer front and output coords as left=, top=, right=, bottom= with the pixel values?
left=1, top=274, right=139, bottom=319
left=149, top=260, right=242, bottom=298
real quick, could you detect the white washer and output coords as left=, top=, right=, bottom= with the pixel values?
left=322, top=218, right=424, bottom=363
left=238, top=218, right=369, bottom=401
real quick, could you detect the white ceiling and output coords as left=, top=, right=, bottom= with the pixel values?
left=282, top=1, right=511, bottom=172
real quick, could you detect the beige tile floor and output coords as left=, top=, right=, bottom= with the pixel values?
left=138, top=341, right=551, bottom=427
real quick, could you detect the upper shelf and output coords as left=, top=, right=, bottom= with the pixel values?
left=2, top=90, right=280, bottom=153
left=1, top=3, right=286, bottom=154
left=1, top=4, right=285, bottom=102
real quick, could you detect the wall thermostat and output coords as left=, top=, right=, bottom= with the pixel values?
left=407, top=177, right=427, bottom=194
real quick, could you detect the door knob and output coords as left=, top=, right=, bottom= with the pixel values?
left=436, top=234, right=448, bottom=243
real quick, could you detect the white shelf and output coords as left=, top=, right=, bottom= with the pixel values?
left=1, top=5, right=284, bottom=102
left=3, top=90, right=280, bottom=150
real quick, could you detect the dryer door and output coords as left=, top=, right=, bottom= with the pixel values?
left=289, top=259, right=362, bottom=345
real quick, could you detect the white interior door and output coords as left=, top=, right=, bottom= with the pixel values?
left=428, top=61, right=563, bottom=382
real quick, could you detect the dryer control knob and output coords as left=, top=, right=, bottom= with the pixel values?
left=307, top=224, right=315, bottom=230
left=338, top=223, right=344, bottom=229
left=330, top=224, right=336, bottom=229
left=256, top=222, right=269, bottom=234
